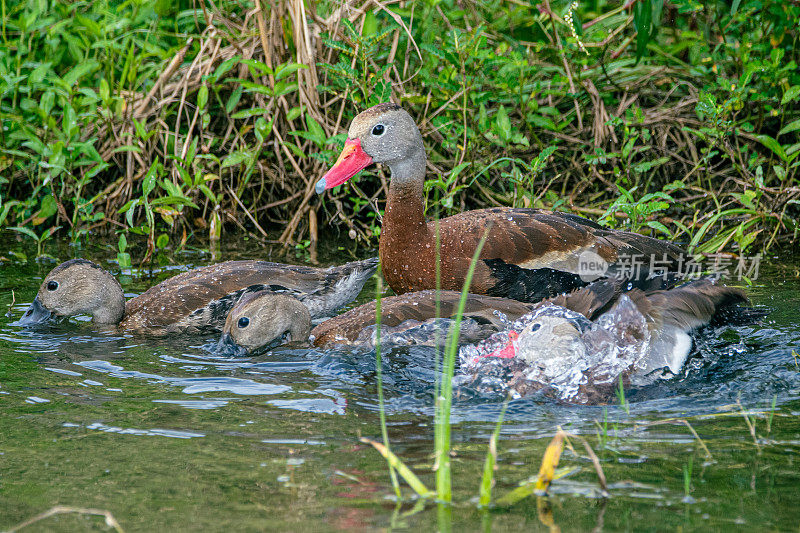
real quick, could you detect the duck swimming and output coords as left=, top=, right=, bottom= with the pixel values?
left=213, top=274, right=722, bottom=354
left=213, top=289, right=535, bottom=355
left=455, top=278, right=757, bottom=403
left=16, top=257, right=378, bottom=334
left=212, top=275, right=760, bottom=406
left=316, top=103, right=687, bottom=302
left=215, top=290, right=313, bottom=355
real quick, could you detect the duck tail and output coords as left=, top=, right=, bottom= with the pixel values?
left=635, top=278, right=763, bottom=331
left=307, top=257, right=379, bottom=318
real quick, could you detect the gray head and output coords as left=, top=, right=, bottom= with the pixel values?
left=17, top=259, right=125, bottom=326
left=216, top=291, right=312, bottom=355
left=513, top=315, right=587, bottom=364
left=316, top=103, right=426, bottom=193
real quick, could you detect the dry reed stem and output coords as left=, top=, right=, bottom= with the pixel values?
left=7, top=506, right=124, bottom=533
left=36, top=0, right=780, bottom=251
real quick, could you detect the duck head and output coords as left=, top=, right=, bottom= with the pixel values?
left=17, top=259, right=125, bottom=326
left=316, top=103, right=425, bottom=193
left=215, top=291, right=312, bottom=356
left=486, top=314, right=588, bottom=364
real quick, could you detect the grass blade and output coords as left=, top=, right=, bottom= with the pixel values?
left=435, top=225, right=492, bottom=502
left=478, top=398, right=509, bottom=507
left=360, top=438, right=435, bottom=499
left=374, top=276, right=402, bottom=499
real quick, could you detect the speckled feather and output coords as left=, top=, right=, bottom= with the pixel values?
left=121, top=258, right=378, bottom=333
left=310, top=289, right=534, bottom=347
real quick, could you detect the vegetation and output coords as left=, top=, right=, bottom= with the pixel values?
left=1, top=0, right=799, bottom=262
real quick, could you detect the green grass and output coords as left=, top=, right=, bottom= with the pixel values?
left=1, top=0, right=799, bottom=261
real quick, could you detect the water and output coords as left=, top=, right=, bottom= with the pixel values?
left=1, top=236, right=800, bottom=531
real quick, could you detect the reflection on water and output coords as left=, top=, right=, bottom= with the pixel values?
left=1, top=238, right=800, bottom=530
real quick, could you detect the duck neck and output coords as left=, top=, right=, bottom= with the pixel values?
left=93, top=280, right=126, bottom=324
left=286, top=299, right=312, bottom=341
left=382, top=149, right=429, bottom=248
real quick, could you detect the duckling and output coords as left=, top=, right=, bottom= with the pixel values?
left=215, top=291, right=312, bottom=356
left=310, top=290, right=534, bottom=348
left=212, top=288, right=537, bottom=355
left=16, top=257, right=378, bottom=334
left=456, top=278, right=759, bottom=403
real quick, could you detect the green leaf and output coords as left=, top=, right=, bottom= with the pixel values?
left=63, top=59, right=99, bottom=87
left=221, top=151, right=250, bottom=169
left=274, top=63, right=308, bottom=81
left=149, top=196, right=199, bottom=209
left=305, top=115, right=326, bottom=147
left=117, top=252, right=131, bottom=269
left=62, top=104, right=77, bottom=139
left=39, top=91, right=54, bottom=117
left=495, top=105, right=511, bottom=141
left=781, top=85, right=800, bottom=105
left=231, top=108, right=268, bottom=120
left=143, top=163, right=158, bottom=196
left=38, top=195, right=58, bottom=219
left=362, top=10, right=378, bottom=36
left=645, top=220, right=672, bottom=236
left=8, top=226, right=40, bottom=241
left=156, top=233, right=169, bottom=249
left=286, top=106, right=305, bottom=122
left=226, top=86, right=243, bottom=113
left=197, top=84, right=208, bottom=110
left=240, top=58, right=273, bottom=77
left=633, top=0, right=653, bottom=64
left=755, top=134, right=787, bottom=162
left=730, top=0, right=742, bottom=15
left=118, top=233, right=127, bottom=253
left=211, top=55, right=241, bottom=83
left=778, top=118, right=800, bottom=137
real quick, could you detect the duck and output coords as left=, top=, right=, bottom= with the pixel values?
left=455, top=278, right=757, bottom=403
left=16, top=257, right=378, bottom=334
left=215, top=290, right=313, bottom=355
left=315, top=103, right=688, bottom=302
left=212, top=273, right=721, bottom=354
left=213, top=288, right=535, bottom=355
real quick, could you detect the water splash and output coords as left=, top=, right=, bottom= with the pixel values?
left=457, top=298, right=658, bottom=403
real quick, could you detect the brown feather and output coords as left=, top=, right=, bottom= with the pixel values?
left=311, top=290, right=533, bottom=347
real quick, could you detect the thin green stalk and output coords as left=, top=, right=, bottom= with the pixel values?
left=435, top=226, right=492, bottom=502
left=478, top=398, right=509, bottom=507
left=433, top=201, right=443, bottom=403
left=375, top=276, right=402, bottom=500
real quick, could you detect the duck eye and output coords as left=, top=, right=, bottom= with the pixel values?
left=371, top=124, right=385, bottom=136
left=237, top=317, right=250, bottom=329
left=47, top=281, right=59, bottom=291
left=529, top=323, right=541, bottom=332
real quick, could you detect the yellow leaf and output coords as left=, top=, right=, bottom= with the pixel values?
left=534, top=431, right=565, bottom=493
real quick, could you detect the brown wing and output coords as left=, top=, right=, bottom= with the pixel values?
left=546, top=277, right=621, bottom=319
left=625, top=278, right=749, bottom=331
left=311, top=290, right=533, bottom=347
left=121, top=259, right=377, bottom=332
left=383, top=207, right=687, bottom=300
left=446, top=208, right=685, bottom=268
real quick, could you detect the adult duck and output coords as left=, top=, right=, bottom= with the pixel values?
left=456, top=278, right=756, bottom=403
left=315, top=103, right=687, bottom=302
left=16, top=257, right=378, bottom=334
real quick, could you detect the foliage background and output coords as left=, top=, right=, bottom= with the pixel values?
left=1, top=0, right=799, bottom=262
